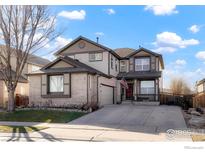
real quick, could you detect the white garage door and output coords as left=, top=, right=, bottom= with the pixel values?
left=100, top=85, right=113, bottom=105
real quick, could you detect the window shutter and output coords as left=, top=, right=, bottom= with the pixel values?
left=129, top=58, right=134, bottom=71
left=151, top=56, right=156, bottom=71
left=41, top=75, right=47, bottom=95
left=64, top=73, right=70, bottom=96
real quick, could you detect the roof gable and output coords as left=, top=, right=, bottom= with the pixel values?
left=41, top=57, right=77, bottom=70
left=49, top=60, right=74, bottom=69
left=126, top=47, right=161, bottom=58
left=39, top=56, right=111, bottom=78
left=54, top=36, right=120, bottom=59
left=126, top=47, right=164, bottom=69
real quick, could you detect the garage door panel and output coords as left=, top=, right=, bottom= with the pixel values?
left=100, top=85, right=113, bottom=105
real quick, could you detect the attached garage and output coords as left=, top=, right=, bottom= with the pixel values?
left=99, top=84, right=114, bottom=105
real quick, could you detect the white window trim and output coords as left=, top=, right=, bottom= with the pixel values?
left=120, top=61, right=126, bottom=72
left=135, top=57, right=150, bottom=71
left=140, top=80, right=155, bottom=94
left=89, top=52, right=103, bottom=62
left=49, top=75, right=64, bottom=93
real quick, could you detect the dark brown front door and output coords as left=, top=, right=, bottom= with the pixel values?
left=126, top=83, right=133, bottom=100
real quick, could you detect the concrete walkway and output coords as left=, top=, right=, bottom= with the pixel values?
left=0, top=105, right=192, bottom=142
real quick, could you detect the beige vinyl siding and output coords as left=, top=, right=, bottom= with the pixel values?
left=57, top=40, right=103, bottom=56
left=120, top=60, right=129, bottom=72
left=73, top=52, right=109, bottom=75
left=50, top=61, right=74, bottom=69
left=109, top=53, right=119, bottom=77
left=129, top=57, right=134, bottom=71
left=150, top=56, right=156, bottom=71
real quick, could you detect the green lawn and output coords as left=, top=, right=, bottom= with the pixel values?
left=0, top=110, right=86, bottom=123
left=0, top=125, right=47, bottom=133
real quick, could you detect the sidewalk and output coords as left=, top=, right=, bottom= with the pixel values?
left=0, top=121, right=192, bottom=142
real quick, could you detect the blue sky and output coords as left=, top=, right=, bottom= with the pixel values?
left=38, top=5, right=205, bottom=89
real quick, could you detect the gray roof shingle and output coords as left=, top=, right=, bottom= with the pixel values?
left=117, top=71, right=162, bottom=79
left=27, top=54, right=50, bottom=66
left=28, top=56, right=111, bottom=78
left=114, top=48, right=135, bottom=58
left=0, top=70, right=28, bottom=83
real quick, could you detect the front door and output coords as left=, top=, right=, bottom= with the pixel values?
left=126, top=83, right=133, bottom=100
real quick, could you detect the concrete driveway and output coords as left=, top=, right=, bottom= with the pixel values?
left=70, top=104, right=187, bottom=134
left=0, top=104, right=191, bottom=141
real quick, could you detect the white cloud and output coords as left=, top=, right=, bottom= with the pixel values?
left=104, top=9, right=116, bottom=15
left=95, top=32, right=104, bottom=36
left=24, top=33, right=50, bottom=49
left=196, top=51, right=205, bottom=61
left=175, top=59, right=186, bottom=66
left=189, top=25, right=200, bottom=33
left=36, top=36, right=73, bottom=61
left=153, top=32, right=199, bottom=53
left=153, top=47, right=176, bottom=53
left=58, top=10, right=86, bottom=20
left=145, top=5, right=178, bottom=16
left=55, top=36, right=73, bottom=47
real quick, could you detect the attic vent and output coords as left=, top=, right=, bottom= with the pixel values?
left=78, top=41, right=86, bottom=49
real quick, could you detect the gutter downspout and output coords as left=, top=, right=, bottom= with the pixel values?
left=97, top=75, right=100, bottom=106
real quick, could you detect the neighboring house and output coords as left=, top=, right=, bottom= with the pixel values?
left=193, top=79, right=205, bottom=107
left=0, top=50, right=50, bottom=108
left=196, top=79, right=205, bottom=94
left=28, top=36, right=164, bottom=108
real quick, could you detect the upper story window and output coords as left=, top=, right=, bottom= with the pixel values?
left=197, top=83, right=204, bottom=93
left=31, top=65, right=40, bottom=72
left=135, top=57, right=150, bottom=71
left=115, top=58, right=118, bottom=71
left=49, top=75, right=64, bottom=93
left=111, top=55, right=114, bottom=69
left=120, top=61, right=126, bottom=72
left=89, top=53, right=103, bottom=62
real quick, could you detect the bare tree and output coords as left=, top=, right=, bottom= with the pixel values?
left=0, top=6, right=58, bottom=112
left=170, top=78, right=191, bottom=95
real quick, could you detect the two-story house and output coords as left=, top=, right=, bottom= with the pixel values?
left=0, top=47, right=50, bottom=108
left=193, top=79, right=205, bottom=107
left=196, top=79, right=205, bottom=94
left=28, top=36, right=164, bottom=108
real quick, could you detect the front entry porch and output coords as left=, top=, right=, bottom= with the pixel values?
left=120, top=79, right=160, bottom=105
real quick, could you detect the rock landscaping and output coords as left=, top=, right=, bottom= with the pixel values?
left=183, top=107, right=205, bottom=129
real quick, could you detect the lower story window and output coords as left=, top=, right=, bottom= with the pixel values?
left=49, top=75, right=64, bottom=93
left=140, top=80, right=155, bottom=94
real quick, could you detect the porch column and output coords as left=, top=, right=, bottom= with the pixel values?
left=123, top=87, right=126, bottom=100
left=155, top=79, right=159, bottom=101
left=134, top=79, right=137, bottom=100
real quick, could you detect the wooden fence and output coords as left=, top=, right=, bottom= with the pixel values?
left=193, top=93, right=205, bottom=108
left=160, top=91, right=193, bottom=109
left=15, top=94, right=29, bottom=107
